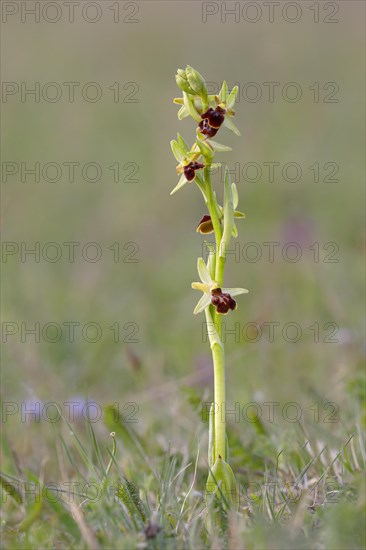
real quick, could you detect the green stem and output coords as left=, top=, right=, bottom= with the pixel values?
left=204, top=166, right=227, bottom=461
left=204, top=165, right=222, bottom=253
left=204, top=309, right=226, bottom=461
left=215, top=255, right=225, bottom=287
left=212, top=341, right=226, bottom=460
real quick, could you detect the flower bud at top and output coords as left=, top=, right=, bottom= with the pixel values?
left=186, top=66, right=208, bottom=99
left=175, top=68, right=196, bottom=95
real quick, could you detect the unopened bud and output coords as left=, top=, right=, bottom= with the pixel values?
left=186, top=66, right=208, bottom=100
left=175, top=68, right=195, bottom=94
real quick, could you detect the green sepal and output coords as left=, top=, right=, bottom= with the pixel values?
left=232, top=181, right=239, bottom=209
left=177, top=133, right=189, bottom=153
left=206, top=140, right=232, bottom=152
left=223, top=116, right=241, bottom=136
left=227, top=85, right=239, bottom=110
left=205, top=240, right=217, bottom=280
left=183, top=91, right=201, bottom=122
left=193, top=292, right=212, bottom=315
left=197, top=256, right=211, bottom=284
left=196, top=139, right=214, bottom=161
left=170, top=173, right=188, bottom=195
left=170, top=139, right=186, bottom=162
left=219, top=80, right=228, bottom=103
left=194, top=172, right=207, bottom=201
left=212, top=190, right=223, bottom=221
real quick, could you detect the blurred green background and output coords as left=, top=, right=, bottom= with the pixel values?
left=1, top=1, right=364, bottom=465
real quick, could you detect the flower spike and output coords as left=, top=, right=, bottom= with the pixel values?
left=170, top=66, right=248, bottom=521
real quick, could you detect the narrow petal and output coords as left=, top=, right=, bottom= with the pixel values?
left=170, top=174, right=188, bottom=195
left=197, top=257, right=212, bottom=285
left=193, top=292, right=212, bottom=315
left=177, top=105, right=189, bottom=120
left=234, top=210, right=245, bottom=218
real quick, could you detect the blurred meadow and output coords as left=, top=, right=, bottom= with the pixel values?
left=1, top=1, right=365, bottom=548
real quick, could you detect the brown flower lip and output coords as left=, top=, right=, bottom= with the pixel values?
left=198, top=118, right=218, bottom=138
left=211, top=287, right=237, bottom=314
left=196, top=215, right=214, bottom=234
left=199, top=106, right=226, bottom=138
left=183, top=161, right=204, bottom=182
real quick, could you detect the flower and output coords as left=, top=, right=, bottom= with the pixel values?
left=191, top=258, right=248, bottom=315
left=184, top=161, right=204, bottom=182
left=197, top=215, right=214, bottom=234
left=197, top=83, right=241, bottom=138
left=199, top=106, right=226, bottom=138
left=174, top=80, right=241, bottom=137
left=210, top=288, right=237, bottom=314
left=196, top=181, right=245, bottom=237
left=170, top=134, right=205, bottom=194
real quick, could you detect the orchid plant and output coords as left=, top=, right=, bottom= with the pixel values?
left=171, top=66, right=248, bottom=518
